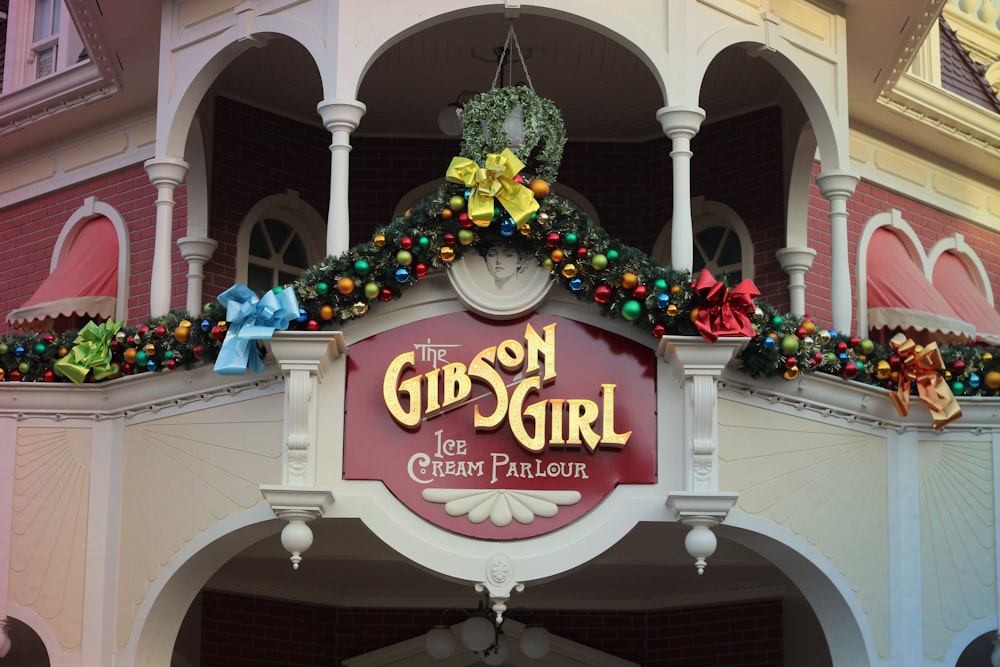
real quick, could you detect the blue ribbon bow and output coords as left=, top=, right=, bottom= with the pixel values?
left=214, top=284, right=300, bottom=375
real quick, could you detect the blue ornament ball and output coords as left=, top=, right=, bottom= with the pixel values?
left=969, top=373, right=981, bottom=389
left=15, top=344, right=25, bottom=357
left=395, top=268, right=411, bottom=284
left=500, top=219, right=516, bottom=237
left=296, top=308, right=308, bottom=323
left=657, top=293, right=670, bottom=309
left=762, top=337, right=775, bottom=350
left=146, top=359, right=158, bottom=372
left=838, top=352, right=849, bottom=362
left=569, top=278, right=583, bottom=291
left=201, top=319, right=211, bottom=332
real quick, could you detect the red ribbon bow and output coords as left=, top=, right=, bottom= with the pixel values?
left=693, top=269, right=760, bottom=343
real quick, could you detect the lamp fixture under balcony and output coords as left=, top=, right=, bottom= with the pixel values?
left=424, top=597, right=551, bottom=662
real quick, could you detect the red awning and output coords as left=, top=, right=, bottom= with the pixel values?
left=932, top=251, right=1000, bottom=346
left=6, top=216, right=119, bottom=330
left=866, top=228, right=975, bottom=343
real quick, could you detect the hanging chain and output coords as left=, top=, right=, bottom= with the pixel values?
left=490, top=21, right=535, bottom=91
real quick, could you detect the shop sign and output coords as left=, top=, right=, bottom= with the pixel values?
left=344, top=311, right=656, bottom=539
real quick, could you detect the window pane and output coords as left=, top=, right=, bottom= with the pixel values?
left=249, top=224, right=270, bottom=258
left=283, top=235, right=307, bottom=268
left=35, top=45, right=56, bottom=78
left=33, top=0, right=60, bottom=41
left=719, top=231, right=742, bottom=267
left=247, top=263, right=273, bottom=294
left=696, top=226, right=725, bottom=255
left=278, top=271, right=299, bottom=286
left=264, top=219, right=292, bottom=250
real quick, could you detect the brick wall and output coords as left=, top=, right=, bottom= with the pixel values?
left=0, top=164, right=184, bottom=335
left=198, top=591, right=783, bottom=666
left=803, top=164, right=1000, bottom=334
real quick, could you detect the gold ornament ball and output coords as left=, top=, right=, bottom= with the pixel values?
left=666, top=304, right=679, bottom=317
left=217, top=321, right=228, bottom=333
left=320, top=304, right=335, bottom=321
left=876, top=360, right=891, bottom=380
left=983, top=352, right=993, bottom=363
left=550, top=248, right=564, bottom=263
left=985, top=370, right=1000, bottom=390
left=374, top=234, right=386, bottom=247
left=519, top=223, right=532, bottom=236
left=58, top=346, right=68, bottom=358
left=351, top=302, right=368, bottom=317
left=440, top=246, right=456, bottom=262
left=784, top=366, right=799, bottom=380
left=529, top=178, right=550, bottom=198
left=337, top=277, right=355, bottom=295
left=536, top=213, right=549, bottom=227
left=621, top=272, right=638, bottom=289
left=144, top=343, right=157, bottom=357
left=669, top=285, right=682, bottom=295
left=124, top=348, right=138, bottom=364
left=690, top=307, right=699, bottom=323
left=174, top=326, right=190, bottom=343
left=561, top=263, right=577, bottom=279
left=802, top=319, right=816, bottom=335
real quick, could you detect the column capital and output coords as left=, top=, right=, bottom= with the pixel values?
left=316, top=98, right=367, bottom=133
left=144, top=156, right=189, bottom=187
left=815, top=169, right=860, bottom=199
left=176, top=236, right=218, bottom=264
left=656, top=105, right=706, bottom=138
left=775, top=246, right=817, bottom=273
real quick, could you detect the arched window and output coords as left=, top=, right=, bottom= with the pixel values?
left=236, top=190, right=325, bottom=294
left=651, top=197, right=754, bottom=281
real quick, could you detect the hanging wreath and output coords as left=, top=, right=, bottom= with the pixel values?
left=458, top=86, right=566, bottom=184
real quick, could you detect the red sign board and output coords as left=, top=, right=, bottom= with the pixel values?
left=344, top=311, right=656, bottom=539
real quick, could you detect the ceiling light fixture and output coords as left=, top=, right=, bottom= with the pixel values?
left=424, top=597, right=551, bottom=662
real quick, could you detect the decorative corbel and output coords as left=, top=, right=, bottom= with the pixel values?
left=658, top=335, right=747, bottom=491
left=666, top=492, right=739, bottom=574
left=266, top=331, right=346, bottom=486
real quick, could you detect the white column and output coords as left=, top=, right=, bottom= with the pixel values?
left=656, top=105, right=705, bottom=273
left=815, top=170, right=859, bottom=335
left=316, top=99, right=367, bottom=257
left=144, top=157, right=189, bottom=317
left=177, top=236, right=218, bottom=314
left=775, top=246, right=818, bottom=316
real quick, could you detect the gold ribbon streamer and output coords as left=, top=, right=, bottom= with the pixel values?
left=53, top=319, right=123, bottom=384
left=445, top=148, right=540, bottom=226
left=888, top=333, right=962, bottom=430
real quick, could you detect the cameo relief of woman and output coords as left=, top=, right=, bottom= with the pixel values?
left=483, top=245, right=531, bottom=290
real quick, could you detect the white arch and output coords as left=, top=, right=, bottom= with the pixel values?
left=927, top=233, right=995, bottom=304
left=787, top=124, right=818, bottom=248
left=855, top=209, right=931, bottom=336
left=121, top=506, right=281, bottom=667
left=720, top=514, right=878, bottom=667
left=52, top=196, right=131, bottom=323
left=943, top=617, right=1000, bottom=665
left=235, top=190, right=327, bottom=286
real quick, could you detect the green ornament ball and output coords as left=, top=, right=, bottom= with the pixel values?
left=317, top=282, right=329, bottom=295
left=860, top=338, right=875, bottom=355
left=135, top=351, right=148, bottom=365
left=272, top=285, right=283, bottom=294
left=458, top=229, right=474, bottom=245
left=607, top=249, right=619, bottom=261
left=18, top=361, right=30, bottom=373
left=952, top=381, right=964, bottom=395
left=354, top=259, right=371, bottom=276
left=542, top=258, right=554, bottom=270
left=396, top=250, right=413, bottom=266
left=0, top=343, right=7, bottom=355
left=449, top=195, right=466, bottom=212
left=364, top=282, right=380, bottom=299
left=654, top=279, right=667, bottom=291
left=418, top=236, right=430, bottom=249
left=565, top=233, right=578, bottom=246
left=591, top=254, right=608, bottom=271
left=164, top=349, right=175, bottom=360
left=621, top=299, right=642, bottom=321
left=34, top=342, right=46, bottom=354
left=780, top=335, right=800, bottom=356
left=772, top=315, right=784, bottom=327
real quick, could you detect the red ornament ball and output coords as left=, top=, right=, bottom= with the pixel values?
left=210, top=325, right=226, bottom=341
left=842, top=361, right=859, bottom=380
left=796, top=326, right=807, bottom=339
left=138, top=325, right=150, bottom=337
left=632, top=285, right=648, bottom=300
left=443, top=232, right=456, bottom=246
left=193, top=345, right=203, bottom=360
left=110, top=340, right=122, bottom=353
left=889, top=354, right=901, bottom=370
left=952, top=359, right=966, bottom=374
left=306, top=320, right=321, bottom=331
left=459, top=213, right=473, bottom=229
left=43, top=333, right=55, bottom=343
left=835, top=341, right=848, bottom=353
left=545, top=232, right=561, bottom=248
left=166, top=359, right=179, bottom=370
left=849, top=336, right=861, bottom=348
left=594, top=285, right=613, bottom=304
left=380, top=288, right=395, bottom=302
left=576, top=246, right=588, bottom=259
left=155, top=325, right=167, bottom=338
left=400, top=236, right=413, bottom=250
left=414, top=263, right=429, bottom=278
left=9, top=370, right=22, bottom=382
left=43, top=370, right=56, bottom=382
left=785, top=357, right=798, bottom=369
left=652, top=324, right=666, bottom=338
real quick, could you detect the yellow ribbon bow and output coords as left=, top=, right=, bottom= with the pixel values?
left=445, top=148, right=540, bottom=226
left=53, top=318, right=123, bottom=384
left=888, top=333, right=962, bottom=430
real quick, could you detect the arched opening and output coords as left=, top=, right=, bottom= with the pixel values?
left=0, top=616, right=50, bottom=666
